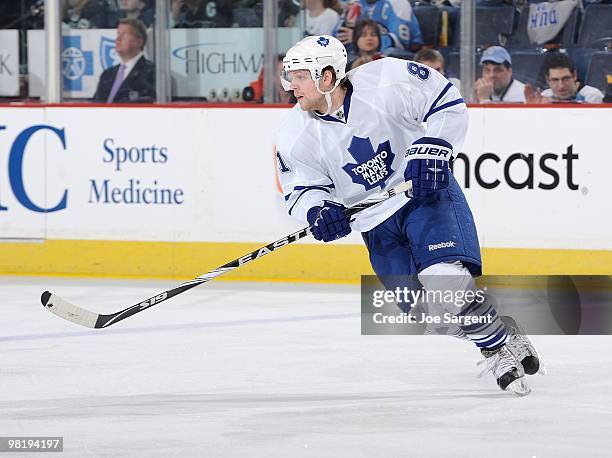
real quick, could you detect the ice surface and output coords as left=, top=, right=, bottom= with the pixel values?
left=1, top=276, right=611, bottom=457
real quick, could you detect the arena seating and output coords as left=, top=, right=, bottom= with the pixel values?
left=585, top=52, right=612, bottom=92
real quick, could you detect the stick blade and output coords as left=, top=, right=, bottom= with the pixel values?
left=41, top=291, right=100, bottom=328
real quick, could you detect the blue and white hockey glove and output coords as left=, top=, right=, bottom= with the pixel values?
left=307, top=201, right=351, bottom=243
left=404, top=137, right=453, bottom=199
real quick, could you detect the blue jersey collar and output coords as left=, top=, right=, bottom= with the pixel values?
left=314, top=81, right=353, bottom=124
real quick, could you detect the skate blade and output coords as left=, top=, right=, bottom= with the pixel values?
left=506, top=378, right=531, bottom=396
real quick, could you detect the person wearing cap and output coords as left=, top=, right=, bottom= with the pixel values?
left=474, top=46, right=525, bottom=104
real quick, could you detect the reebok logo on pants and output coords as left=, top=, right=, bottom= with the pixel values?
left=428, top=241, right=456, bottom=251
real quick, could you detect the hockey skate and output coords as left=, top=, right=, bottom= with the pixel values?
left=500, top=315, right=546, bottom=376
left=478, top=346, right=531, bottom=396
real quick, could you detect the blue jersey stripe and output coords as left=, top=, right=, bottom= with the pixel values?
left=423, top=82, right=453, bottom=122
left=288, top=186, right=333, bottom=215
left=423, top=98, right=465, bottom=123
left=284, top=183, right=335, bottom=202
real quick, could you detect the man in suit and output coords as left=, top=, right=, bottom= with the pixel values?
left=93, top=18, right=155, bottom=103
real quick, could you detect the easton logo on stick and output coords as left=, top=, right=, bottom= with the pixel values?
left=238, top=228, right=310, bottom=265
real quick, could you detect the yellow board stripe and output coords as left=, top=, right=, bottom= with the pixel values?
left=1, top=239, right=610, bottom=283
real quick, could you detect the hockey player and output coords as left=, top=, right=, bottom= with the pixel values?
left=276, top=35, right=542, bottom=395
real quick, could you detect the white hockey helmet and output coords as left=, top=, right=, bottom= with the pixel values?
left=280, top=35, right=348, bottom=94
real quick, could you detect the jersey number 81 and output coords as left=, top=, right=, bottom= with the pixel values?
left=407, top=62, right=430, bottom=81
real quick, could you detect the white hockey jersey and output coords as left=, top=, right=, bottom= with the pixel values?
left=542, top=84, right=604, bottom=103
left=276, top=57, right=468, bottom=233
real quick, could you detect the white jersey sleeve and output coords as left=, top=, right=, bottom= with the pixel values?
left=347, top=58, right=468, bottom=151
left=388, top=58, right=468, bottom=151
left=276, top=108, right=336, bottom=223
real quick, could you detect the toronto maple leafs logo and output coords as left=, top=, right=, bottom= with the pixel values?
left=342, top=136, right=395, bottom=191
left=317, top=37, right=330, bottom=47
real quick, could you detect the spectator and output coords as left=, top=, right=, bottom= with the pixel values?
left=348, top=19, right=384, bottom=70
left=279, top=0, right=301, bottom=27
left=1, top=1, right=45, bottom=29
left=300, top=0, right=340, bottom=36
left=109, top=0, right=155, bottom=27
left=474, top=46, right=525, bottom=103
left=414, top=48, right=443, bottom=72
left=335, top=0, right=424, bottom=52
left=524, top=53, right=604, bottom=104
left=171, top=0, right=232, bottom=28
left=93, top=18, right=155, bottom=103
left=0, top=2, right=26, bottom=28
left=62, top=0, right=111, bottom=28
left=414, top=48, right=461, bottom=91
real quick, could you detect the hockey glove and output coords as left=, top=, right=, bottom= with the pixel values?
left=404, top=137, right=453, bottom=199
left=307, top=201, right=351, bottom=242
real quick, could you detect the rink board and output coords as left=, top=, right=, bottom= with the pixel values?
left=0, top=105, right=610, bottom=281
left=0, top=240, right=611, bottom=282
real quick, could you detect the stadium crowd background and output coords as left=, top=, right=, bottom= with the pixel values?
left=0, top=0, right=610, bottom=103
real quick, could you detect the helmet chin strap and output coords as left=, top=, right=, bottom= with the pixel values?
left=315, top=80, right=341, bottom=116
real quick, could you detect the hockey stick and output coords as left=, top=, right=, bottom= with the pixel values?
left=40, top=181, right=411, bottom=328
